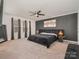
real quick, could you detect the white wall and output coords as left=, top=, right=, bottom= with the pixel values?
left=2, top=13, right=36, bottom=40
left=31, top=20, right=36, bottom=35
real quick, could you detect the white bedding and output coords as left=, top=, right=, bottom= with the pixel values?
left=40, top=32, right=57, bottom=37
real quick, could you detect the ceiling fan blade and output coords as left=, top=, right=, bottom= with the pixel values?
left=37, top=10, right=41, bottom=14
left=29, top=10, right=45, bottom=17
left=29, top=11, right=37, bottom=16
left=30, top=13, right=36, bottom=16
left=38, top=14, right=45, bottom=16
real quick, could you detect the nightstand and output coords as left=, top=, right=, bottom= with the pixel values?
left=58, top=36, right=65, bottom=42
left=58, top=30, right=64, bottom=42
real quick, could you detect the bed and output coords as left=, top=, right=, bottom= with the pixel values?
left=28, top=29, right=64, bottom=48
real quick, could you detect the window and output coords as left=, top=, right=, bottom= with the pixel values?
left=44, top=19, right=56, bottom=27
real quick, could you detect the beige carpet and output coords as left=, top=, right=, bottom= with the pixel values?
left=0, top=39, right=68, bottom=59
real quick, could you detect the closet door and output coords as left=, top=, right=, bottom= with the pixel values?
left=11, top=17, right=14, bottom=40
left=29, top=21, right=31, bottom=36
left=18, top=19, right=21, bottom=39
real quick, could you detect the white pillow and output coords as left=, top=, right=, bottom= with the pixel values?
left=40, top=32, right=57, bottom=37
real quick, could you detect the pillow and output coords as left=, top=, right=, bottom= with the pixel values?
left=40, top=32, right=57, bottom=37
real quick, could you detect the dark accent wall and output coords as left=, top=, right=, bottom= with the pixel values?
left=0, top=0, right=7, bottom=42
left=0, top=0, right=3, bottom=25
left=36, top=13, right=77, bottom=41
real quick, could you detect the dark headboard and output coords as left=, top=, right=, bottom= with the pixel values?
left=39, top=29, right=64, bottom=35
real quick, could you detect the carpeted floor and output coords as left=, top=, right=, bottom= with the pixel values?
left=0, top=39, right=68, bottom=59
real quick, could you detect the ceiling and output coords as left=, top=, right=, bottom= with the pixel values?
left=3, top=0, right=79, bottom=20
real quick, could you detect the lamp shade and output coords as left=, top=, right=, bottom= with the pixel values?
left=58, top=31, right=64, bottom=36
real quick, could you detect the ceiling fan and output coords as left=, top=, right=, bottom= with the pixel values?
left=29, top=10, right=45, bottom=17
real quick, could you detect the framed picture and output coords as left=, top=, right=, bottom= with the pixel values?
left=44, top=19, right=56, bottom=27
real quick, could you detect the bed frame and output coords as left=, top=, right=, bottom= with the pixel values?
left=28, top=29, right=64, bottom=48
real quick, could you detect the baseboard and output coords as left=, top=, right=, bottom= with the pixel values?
left=63, top=40, right=78, bottom=45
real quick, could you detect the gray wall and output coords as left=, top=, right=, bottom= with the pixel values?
left=36, top=13, right=77, bottom=41
left=0, top=0, right=6, bottom=41
left=0, top=0, right=3, bottom=25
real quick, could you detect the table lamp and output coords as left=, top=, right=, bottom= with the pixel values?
left=58, top=30, right=64, bottom=36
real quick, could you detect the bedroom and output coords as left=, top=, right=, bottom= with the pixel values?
left=0, top=0, right=79, bottom=59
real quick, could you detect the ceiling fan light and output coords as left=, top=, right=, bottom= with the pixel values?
left=35, top=14, right=37, bottom=16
